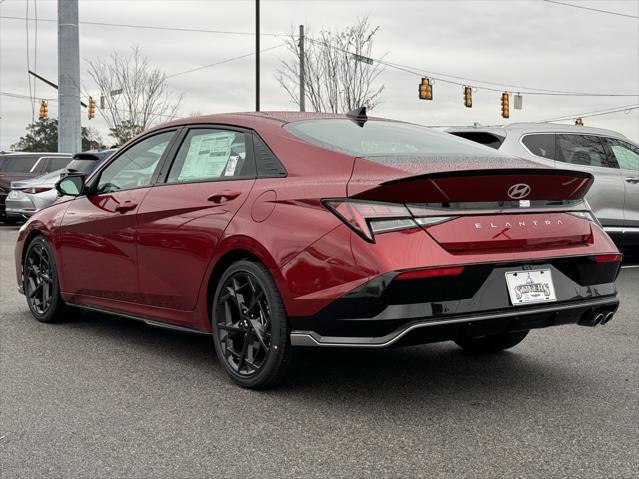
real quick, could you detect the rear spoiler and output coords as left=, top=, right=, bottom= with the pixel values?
left=350, top=168, right=594, bottom=203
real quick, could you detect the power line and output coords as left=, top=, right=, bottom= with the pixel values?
left=0, top=15, right=284, bottom=37
left=538, top=104, right=639, bottom=122
left=306, top=37, right=639, bottom=97
left=541, top=0, right=639, bottom=19
left=1, top=91, right=56, bottom=101
left=167, top=43, right=285, bottom=79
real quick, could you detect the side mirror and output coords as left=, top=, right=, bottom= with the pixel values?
left=56, top=174, right=86, bottom=197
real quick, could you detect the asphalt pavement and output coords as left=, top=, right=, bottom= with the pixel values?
left=1, top=223, right=638, bottom=478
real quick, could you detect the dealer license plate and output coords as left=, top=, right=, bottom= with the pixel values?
left=505, top=269, right=557, bottom=305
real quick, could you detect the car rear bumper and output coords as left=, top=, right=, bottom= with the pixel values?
left=290, top=295, right=619, bottom=347
left=288, top=257, right=621, bottom=348
left=4, top=196, right=37, bottom=218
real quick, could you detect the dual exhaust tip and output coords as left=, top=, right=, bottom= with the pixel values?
left=579, top=309, right=615, bottom=327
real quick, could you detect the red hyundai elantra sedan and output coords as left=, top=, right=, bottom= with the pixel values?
left=15, top=111, right=621, bottom=388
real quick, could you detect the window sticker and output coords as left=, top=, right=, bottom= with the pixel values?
left=224, top=154, right=240, bottom=176
left=179, top=132, right=236, bottom=181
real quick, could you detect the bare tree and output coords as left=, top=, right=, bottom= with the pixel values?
left=86, top=47, right=183, bottom=145
left=277, top=18, right=385, bottom=113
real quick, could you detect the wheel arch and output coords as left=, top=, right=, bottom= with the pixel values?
left=204, top=238, right=290, bottom=326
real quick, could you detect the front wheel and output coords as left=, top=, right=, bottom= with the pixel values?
left=23, top=236, right=68, bottom=323
left=454, top=330, right=529, bottom=353
left=211, top=260, right=292, bottom=389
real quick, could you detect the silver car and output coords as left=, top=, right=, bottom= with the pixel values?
left=448, top=123, right=639, bottom=247
left=5, top=149, right=116, bottom=220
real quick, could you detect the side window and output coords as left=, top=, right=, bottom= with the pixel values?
left=521, top=134, right=555, bottom=160
left=96, top=131, right=174, bottom=194
left=606, top=138, right=639, bottom=170
left=44, top=157, right=72, bottom=173
left=167, top=129, right=250, bottom=183
left=0, top=156, right=40, bottom=173
left=555, top=134, right=615, bottom=168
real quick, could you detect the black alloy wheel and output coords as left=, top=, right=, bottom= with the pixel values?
left=23, top=236, right=66, bottom=322
left=212, top=260, right=291, bottom=388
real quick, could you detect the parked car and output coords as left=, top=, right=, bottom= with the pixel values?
left=0, top=152, right=72, bottom=222
left=447, top=123, right=639, bottom=247
left=5, top=149, right=116, bottom=220
left=16, top=112, right=621, bottom=388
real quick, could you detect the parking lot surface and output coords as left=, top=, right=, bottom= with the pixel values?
left=1, top=223, right=638, bottom=478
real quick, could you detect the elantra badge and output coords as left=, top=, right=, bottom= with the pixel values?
left=508, top=183, right=531, bottom=199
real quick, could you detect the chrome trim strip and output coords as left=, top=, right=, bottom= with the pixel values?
left=66, top=303, right=211, bottom=335
left=290, top=297, right=619, bottom=348
left=604, top=226, right=639, bottom=234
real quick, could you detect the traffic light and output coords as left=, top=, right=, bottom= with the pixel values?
left=500, top=92, right=509, bottom=119
left=575, top=117, right=584, bottom=126
left=463, top=86, right=472, bottom=108
left=419, top=78, right=433, bottom=100
left=87, top=96, right=96, bottom=120
left=38, top=100, right=48, bottom=120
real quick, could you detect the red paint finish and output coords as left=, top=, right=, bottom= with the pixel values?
left=13, top=112, right=620, bottom=333
left=135, top=179, right=255, bottom=311
left=58, top=189, right=150, bottom=301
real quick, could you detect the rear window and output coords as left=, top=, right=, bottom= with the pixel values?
left=65, top=158, right=99, bottom=173
left=285, top=119, right=499, bottom=156
left=0, top=155, right=40, bottom=173
left=44, top=157, right=72, bottom=173
left=521, top=134, right=555, bottom=160
left=449, top=132, right=504, bottom=150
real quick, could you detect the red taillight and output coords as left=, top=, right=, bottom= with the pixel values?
left=22, top=187, right=52, bottom=194
left=323, top=199, right=417, bottom=241
left=594, top=254, right=623, bottom=263
left=323, top=199, right=454, bottom=242
left=395, top=266, right=465, bottom=280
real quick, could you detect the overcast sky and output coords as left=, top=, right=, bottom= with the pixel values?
left=1, top=0, right=638, bottom=150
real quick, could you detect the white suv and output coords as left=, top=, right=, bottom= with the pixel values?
left=448, top=123, right=639, bottom=247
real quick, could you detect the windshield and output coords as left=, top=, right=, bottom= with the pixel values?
left=285, top=119, right=501, bottom=157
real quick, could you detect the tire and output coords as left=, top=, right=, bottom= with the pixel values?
left=211, top=260, right=292, bottom=389
left=454, top=330, right=529, bottom=353
left=23, top=236, right=68, bottom=323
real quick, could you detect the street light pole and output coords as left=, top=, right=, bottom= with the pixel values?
left=57, top=0, right=81, bottom=153
left=255, top=0, right=260, bottom=112
left=299, top=24, right=305, bottom=112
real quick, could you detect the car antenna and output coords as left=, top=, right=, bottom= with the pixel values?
left=346, top=106, right=367, bottom=127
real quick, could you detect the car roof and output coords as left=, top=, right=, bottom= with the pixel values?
left=0, top=151, right=71, bottom=157
left=147, top=111, right=387, bottom=134
left=447, top=122, right=631, bottom=140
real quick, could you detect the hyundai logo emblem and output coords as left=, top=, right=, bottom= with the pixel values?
left=507, top=183, right=531, bottom=199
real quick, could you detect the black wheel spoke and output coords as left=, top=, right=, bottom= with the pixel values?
left=249, top=319, right=268, bottom=351
left=237, top=334, right=249, bottom=372
left=217, top=322, right=243, bottom=333
left=29, top=281, right=43, bottom=299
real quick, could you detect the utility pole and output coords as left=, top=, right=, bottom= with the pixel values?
left=255, top=0, right=260, bottom=112
left=57, top=0, right=81, bottom=153
left=299, top=25, right=305, bottom=112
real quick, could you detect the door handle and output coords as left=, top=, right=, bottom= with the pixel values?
left=625, top=177, right=639, bottom=184
left=115, top=201, right=138, bottom=213
left=207, top=191, right=241, bottom=203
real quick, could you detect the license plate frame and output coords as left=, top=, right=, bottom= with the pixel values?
left=505, top=269, right=557, bottom=306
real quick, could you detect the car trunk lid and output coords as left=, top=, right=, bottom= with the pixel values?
left=346, top=155, right=595, bottom=252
